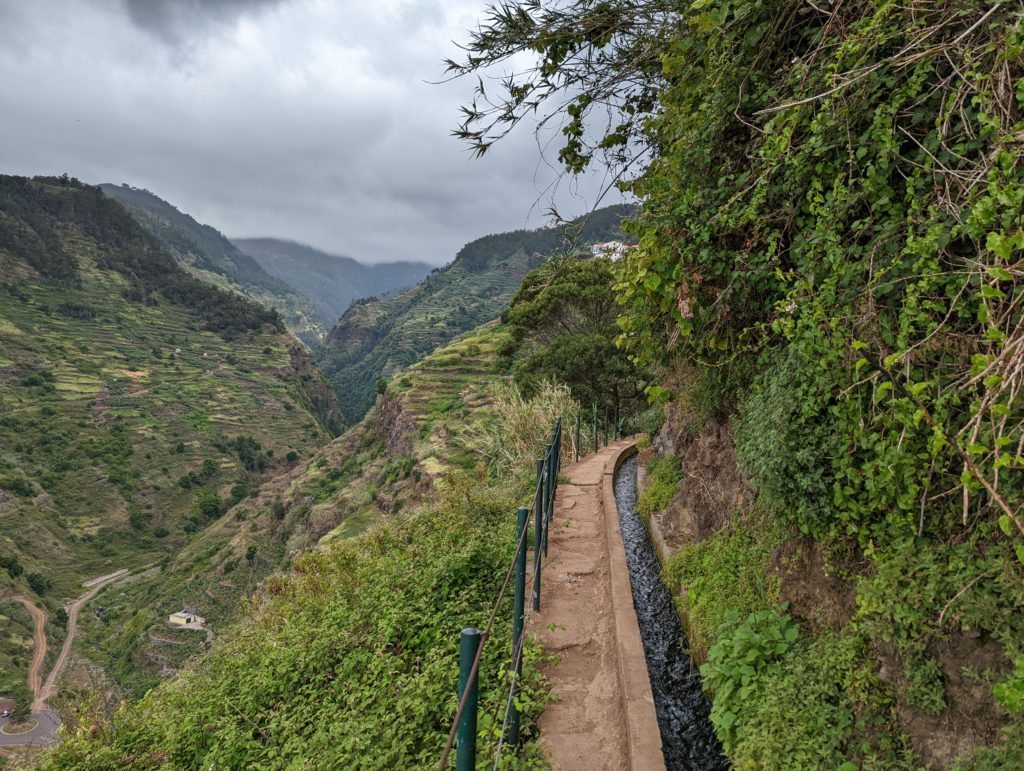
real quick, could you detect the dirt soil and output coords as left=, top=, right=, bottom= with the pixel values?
left=10, top=597, right=47, bottom=707
left=770, top=537, right=859, bottom=634
left=874, top=633, right=1011, bottom=768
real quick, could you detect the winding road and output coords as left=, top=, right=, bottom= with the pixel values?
left=10, top=597, right=47, bottom=705
left=38, top=568, right=128, bottom=710
left=0, top=568, right=128, bottom=747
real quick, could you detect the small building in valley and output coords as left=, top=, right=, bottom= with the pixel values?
left=168, top=608, right=204, bottom=626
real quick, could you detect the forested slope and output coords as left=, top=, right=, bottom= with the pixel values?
left=0, top=175, right=340, bottom=699
left=99, top=184, right=328, bottom=349
left=41, top=317, right=565, bottom=768
left=318, top=204, right=634, bottom=422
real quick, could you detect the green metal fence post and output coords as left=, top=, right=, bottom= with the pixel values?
left=614, top=405, right=620, bottom=440
left=533, top=458, right=543, bottom=612
left=592, top=403, right=598, bottom=454
left=456, top=628, right=481, bottom=771
left=509, top=505, right=528, bottom=746
left=574, top=413, right=580, bottom=462
left=543, top=443, right=552, bottom=557
left=603, top=408, right=609, bottom=446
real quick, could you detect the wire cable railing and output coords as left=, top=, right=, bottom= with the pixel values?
left=438, top=408, right=624, bottom=769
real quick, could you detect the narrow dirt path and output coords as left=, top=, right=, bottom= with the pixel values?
left=528, top=439, right=660, bottom=770
left=9, top=597, right=47, bottom=705
left=37, top=569, right=128, bottom=710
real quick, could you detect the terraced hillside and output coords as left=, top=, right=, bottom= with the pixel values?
left=318, top=204, right=635, bottom=422
left=0, top=175, right=340, bottom=699
left=99, top=184, right=327, bottom=349
left=232, top=238, right=431, bottom=327
left=70, top=321, right=514, bottom=697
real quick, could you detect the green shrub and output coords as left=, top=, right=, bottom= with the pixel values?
left=734, top=347, right=840, bottom=536
left=637, top=456, right=681, bottom=516
left=994, top=657, right=1024, bottom=714
left=1, top=476, right=35, bottom=497
left=703, top=626, right=913, bottom=769
left=904, top=654, right=946, bottom=716
left=27, top=572, right=47, bottom=595
left=666, top=517, right=779, bottom=654
left=636, top=405, right=665, bottom=438
left=700, top=609, right=798, bottom=752
left=0, top=555, right=24, bottom=578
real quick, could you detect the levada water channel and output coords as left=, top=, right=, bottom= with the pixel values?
left=613, top=455, right=726, bottom=769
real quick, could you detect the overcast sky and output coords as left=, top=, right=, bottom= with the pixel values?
left=0, top=0, right=624, bottom=265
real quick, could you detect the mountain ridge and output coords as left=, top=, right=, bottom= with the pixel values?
left=232, top=237, right=432, bottom=326
left=98, top=184, right=329, bottom=348
left=317, top=203, right=636, bottom=422
left=0, top=174, right=340, bottom=699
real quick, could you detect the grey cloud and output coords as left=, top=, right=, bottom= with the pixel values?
left=121, top=0, right=283, bottom=43
left=0, top=0, right=625, bottom=265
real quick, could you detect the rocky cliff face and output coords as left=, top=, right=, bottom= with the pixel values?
left=650, top=402, right=753, bottom=551
left=645, top=400, right=1011, bottom=769
left=288, top=343, right=344, bottom=436
left=374, top=391, right=416, bottom=457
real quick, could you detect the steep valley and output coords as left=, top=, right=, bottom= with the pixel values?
left=232, top=238, right=432, bottom=329
left=318, top=203, right=635, bottom=423
left=70, top=319, right=515, bottom=692
left=0, top=175, right=341, bottom=702
left=98, top=184, right=329, bottom=350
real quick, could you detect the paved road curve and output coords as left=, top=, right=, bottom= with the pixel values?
left=0, top=711, right=60, bottom=748
left=0, top=568, right=128, bottom=748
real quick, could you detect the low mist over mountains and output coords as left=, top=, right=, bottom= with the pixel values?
left=98, top=184, right=293, bottom=296
left=232, top=238, right=431, bottom=327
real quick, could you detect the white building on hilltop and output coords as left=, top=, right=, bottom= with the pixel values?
left=590, top=241, right=634, bottom=261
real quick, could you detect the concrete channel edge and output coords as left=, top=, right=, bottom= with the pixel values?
left=600, top=440, right=667, bottom=771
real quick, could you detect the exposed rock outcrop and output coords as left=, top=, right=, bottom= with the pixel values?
left=650, top=402, right=753, bottom=552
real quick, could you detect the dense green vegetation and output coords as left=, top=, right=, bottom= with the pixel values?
left=317, top=204, right=634, bottom=423
left=5, top=0, right=1020, bottom=764
left=0, top=601, right=35, bottom=699
left=66, top=320, right=517, bottom=702
left=233, top=238, right=431, bottom=328
left=454, top=0, right=1024, bottom=766
left=636, top=456, right=680, bottom=518
left=1, top=176, right=281, bottom=340
left=0, top=175, right=339, bottom=699
left=99, top=184, right=329, bottom=350
left=45, top=476, right=548, bottom=769
left=502, top=255, right=647, bottom=416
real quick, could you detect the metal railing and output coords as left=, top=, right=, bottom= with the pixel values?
left=439, top=407, right=624, bottom=769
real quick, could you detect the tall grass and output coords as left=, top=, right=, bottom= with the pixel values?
left=462, top=380, right=580, bottom=478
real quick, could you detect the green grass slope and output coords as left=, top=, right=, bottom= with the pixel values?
left=0, top=175, right=340, bottom=699
left=98, top=184, right=328, bottom=349
left=64, top=320, right=515, bottom=699
left=317, top=203, right=635, bottom=423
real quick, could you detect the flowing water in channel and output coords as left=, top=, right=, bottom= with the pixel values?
left=613, top=455, right=726, bottom=770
